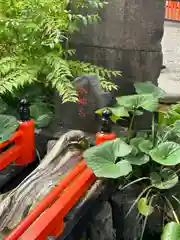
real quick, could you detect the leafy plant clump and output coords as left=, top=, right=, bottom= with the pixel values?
left=0, top=115, right=19, bottom=144
left=0, top=0, right=120, bottom=105
left=83, top=81, right=180, bottom=240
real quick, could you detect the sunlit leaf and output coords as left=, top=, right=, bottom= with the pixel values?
left=83, top=138, right=132, bottom=178
left=95, top=105, right=129, bottom=122
left=161, top=222, right=180, bottom=240
left=138, top=197, right=154, bottom=216
left=116, top=94, right=159, bottom=112
left=135, top=81, right=165, bottom=98
left=149, top=142, right=180, bottom=166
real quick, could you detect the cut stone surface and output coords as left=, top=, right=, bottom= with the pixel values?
left=54, top=76, right=114, bottom=133
left=87, top=201, right=116, bottom=240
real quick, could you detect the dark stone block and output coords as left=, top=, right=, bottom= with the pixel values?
left=54, top=76, right=115, bottom=133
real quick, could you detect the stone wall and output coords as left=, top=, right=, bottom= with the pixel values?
left=53, top=0, right=165, bottom=133
left=73, top=0, right=165, bottom=94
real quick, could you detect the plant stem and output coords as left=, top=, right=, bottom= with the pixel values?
left=172, top=195, right=180, bottom=205
left=140, top=195, right=155, bottom=240
left=165, top=196, right=180, bottom=224
left=120, top=177, right=150, bottom=190
left=128, top=110, right=135, bottom=142
left=125, top=185, right=152, bottom=218
left=152, top=113, right=155, bottom=145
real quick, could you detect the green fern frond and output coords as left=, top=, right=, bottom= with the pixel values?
left=0, top=0, right=121, bottom=104
left=0, top=66, right=39, bottom=94
left=68, top=60, right=120, bottom=91
left=0, top=56, right=20, bottom=76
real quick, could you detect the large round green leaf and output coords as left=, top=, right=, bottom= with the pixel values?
left=0, top=115, right=19, bottom=144
left=116, top=94, right=159, bottom=112
left=161, top=222, right=180, bottom=240
left=138, top=197, right=154, bottom=216
left=135, top=81, right=165, bottom=98
left=150, top=169, right=178, bottom=190
left=149, top=142, right=180, bottom=166
left=83, top=138, right=132, bottom=178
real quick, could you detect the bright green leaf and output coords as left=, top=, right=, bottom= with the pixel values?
left=95, top=105, right=129, bottom=122
left=150, top=168, right=178, bottom=189
left=0, top=115, right=19, bottom=144
left=149, top=142, right=180, bottom=166
left=161, top=222, right=180, bottom=240
left=116, top=94, right=159, bottom=112
left=138, top=197, right=154, bottom=216
left=109, top=104, right=129, bottom=117
left=83, top=138, right=132, bottom=178
left=135, top=81, right=165, bottom=98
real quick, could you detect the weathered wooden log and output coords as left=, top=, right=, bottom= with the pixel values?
left=0, top=130, right=85, bottom=234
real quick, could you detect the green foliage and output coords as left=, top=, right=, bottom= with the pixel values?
left=159, top=103, right=180, bottom=125
left=116, top=94, right=159, bottom=112
left=150, top=169, right=178, bottom=190
left=85, top=81, right=180, bottom=239
left=137, top=197, right=154, bottom=217
left=135, top=81, right=165, bottom=98
left=0, top=85, right=54, bottom=128
left=149, top=141, right=180, bottom=166
left=83, top=139, right=132, bottom=178
left=161, top=222, right=180, bottom=240
left=0, top=115, right=19, bottom=144
left=0, top=0, right=120, bottom=104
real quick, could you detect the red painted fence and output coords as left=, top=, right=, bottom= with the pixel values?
left=165, top=1, right=180, bottom=21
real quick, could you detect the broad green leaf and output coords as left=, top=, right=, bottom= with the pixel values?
left=161, top=222, right=180, bottom=240
left=125, top=154, right=149, bottom=166
left=116, top=94, right=159, bottom=112
left=135, top=81, right=165, bottom=98
left=138, top=197, right=154, bottom=216
left=0, top=115, right=19, bottom=144
left=149, top=142, right=180, bottom=166
left=173, top=120, right=180, bottom=137
left=130, top=137, right=144, bottom=148
left=150, top=169, right=178, bottom=189
left=139, top=140, right=153, bottom=154
left=0, top=98, right=8, bottom=114
left=30, top=102, right=53, bottom=128
left=109, top=104, right=129, bottom=117
left=95, top=105, right=129, bottom=121
left=130, top=145, right=139, bottom=156
left=35, top=114, right=53, bottom=128
left=83, top=138, right=132, bottom=178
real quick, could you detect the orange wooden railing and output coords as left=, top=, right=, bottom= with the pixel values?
left=0, top=120, right=35, bottom=170
left=165, top=1, right=180, bottom=21
left=6, top=132, right=116, bottom=240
